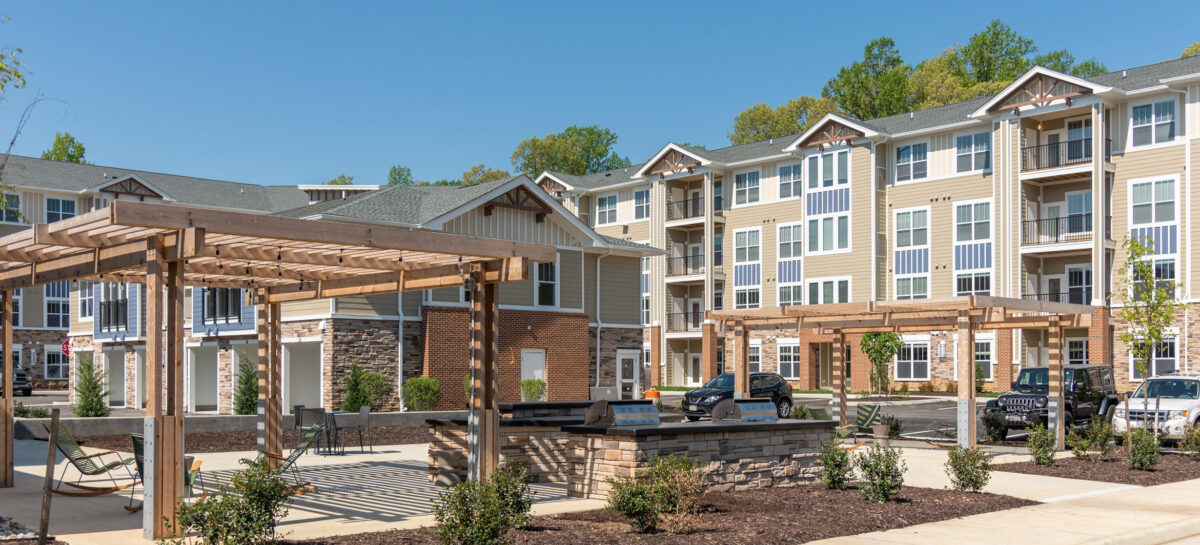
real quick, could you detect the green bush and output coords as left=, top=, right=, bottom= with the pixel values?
left=165, top=457, right=290, bottom=545
left=1025, top=424, right=1056, bottom=466
left=519, top=378, right=546, bottom=402
left=402, top=377, right=441, bottom=411
left=1065, top=416, right=1116, bottom=462
left=854, top=444, right=906, bottom=503
left=789, top=404, right=815, bottom=420
left=606, top=454, right=707, bottom=534
left=72, top=354, right=109, bottom=418
left=945, top=446, right=993, bottom=492
left=1180, top=424, right=1200, bottom=461
left=945, top=382, right=958, bottom=393
left=816, top=440, right=852, bottom=490
left=490, top=460, right=534, bottom=530
left=1126, top=428, right=1160, bottom=471
left=432, top=460, right=533, bottom=545
left=340, top=361, right=390, bottom=412
left=233, top=355, right=258, bottom=416
left=13, top=402, right=50, bottom=419
left=982, top=412, right=1007, bottom=442
left=975, top=364, right=985, bottom=393
left=882, top=414, right=903, bottom=437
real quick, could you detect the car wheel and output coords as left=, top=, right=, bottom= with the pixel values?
left=1063, top=411, right=1074, bottom=433
left=1104, top=406, right=1115, bottom=423
left=21, top=389, right=31, bottom=397
left=998, top=427, right=1009, bottom=441
left=686, top=415, right=700, bottom=422
left=777, top=398, right=792, bottom=418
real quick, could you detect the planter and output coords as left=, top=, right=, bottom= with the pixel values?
left=872, top=424, right=891, bottom=447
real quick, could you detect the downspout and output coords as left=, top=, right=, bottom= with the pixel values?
left=397, top=291, right=405, bottom=412
left=594, top=247, right=613, bottom=388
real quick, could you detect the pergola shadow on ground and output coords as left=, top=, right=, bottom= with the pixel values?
left=709, top=295, right=1103, bottom=448
left=0, top=201, right=554, bottom=540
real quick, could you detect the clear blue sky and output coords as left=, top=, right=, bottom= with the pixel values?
left=2, top=1, right=1197, bottom=186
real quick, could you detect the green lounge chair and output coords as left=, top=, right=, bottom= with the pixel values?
left=833, top=403, right=881, bottom=449
left=241, top=425, right=322, bottom=496
left=809, top=408, right=831, bottom=421
left=124, top=433, right=205, bottom=513
left=43, top=421, right=136, bottom=497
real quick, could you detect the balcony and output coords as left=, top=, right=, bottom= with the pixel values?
left=666, top=255, right=705, bottom=276
left=665, top=196, right=722, bottom=227
left=1021, top=213, right=1110, bottom=250
left=666, top=310, right=704, bottom=333
left=1021, top=138, right=1111, bottom=173
left=1022, top=291, right=1092, bottom=305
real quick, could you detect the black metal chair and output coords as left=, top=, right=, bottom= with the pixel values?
left=290, top=404, right=306, bottom=448
left=297, top=407, right=327, bottom=452
left=336, top=406, right=373, bottom=453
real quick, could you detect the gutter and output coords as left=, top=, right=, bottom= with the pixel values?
left=593, top=246, right=613, bottom=388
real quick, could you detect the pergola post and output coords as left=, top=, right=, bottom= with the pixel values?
left=256, top=290, right=269, bottom=453
left=701, top=320, right=717, bottom=383
left=144, top=236, right=184, bottom=539
left=733, top=321, right=748, bottom=399
left=1, top=290, right=12, bottom=488
left=831, top=329, right=846, bottom=426
left=1048, top=315, right=1066, bottom=450
left=956, top=311, right=976, bottom=448
left=467, top=269, right=499, bottom=480
left=649, top=323, right=662, bottom=387
left=268, top=302, right=282, bottom=459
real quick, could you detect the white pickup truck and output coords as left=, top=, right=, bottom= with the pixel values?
left=1113, top=372, right=1200, bottom=440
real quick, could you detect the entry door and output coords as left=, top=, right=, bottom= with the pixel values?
left=817, top=344, right=833, bottom=389
left=690, top=355, right=702, bottom=386
left=690, top=190, right=702, bottom=217
left=617, top=350, right=640, bottom=400
left=104, top=350, right=126, bottom=407
left=687, top=243, right=703, bottom=274
left=1042, top=203, right=1063, bottom=243
left=1043, top=275, right=1064, bottom=302
left=1046, top=133, right=1062, bottom=168
left=520, top=349, right=546, bottom=382
left=1067, top=266, right=1092, bottom=305
left=689, top=299, right=703, bottom=330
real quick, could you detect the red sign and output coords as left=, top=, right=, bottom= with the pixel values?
left=61, top=340, right=70, bottom=356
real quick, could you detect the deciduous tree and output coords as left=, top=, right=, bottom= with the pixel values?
left=728, top=96, right=838, bottom=145
left=1030, top=50, right=1107, bottom=77
left=822, top=37, right=912, bottom=120
left=510, top=125, right=631, bottom=178
left=41, top=132, right=89, bottom=163
left=860, top=332, right=905, bottom=396
left=326, top=173, right=354, bottom=185
left=1181, top=42, right=1200, bottom=59
left=955, top=20, right=1036, bottom=84
left=460, top=164, right=510, bottom=186
left=387, top=164, right=413, bottom=186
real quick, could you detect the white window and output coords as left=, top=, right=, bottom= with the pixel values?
left=955, top=132, right=991, bottom=173
left=955, top=202, right=990, bottom=242
left=1132, top=338, right=1177, bottom=380
left=734, top=289, right=760, bottom=309
left=1131, top=179, right=1174, bottom=225
left=734, top=229, right=760, bottom=264
left=955, top=272, right=991, bottom=296
left=202, top=288, right=242, bottom=324
left=974, top=340, right=993, bottom=381
left=734, top=170, right=760, bottom=205
left=1133, top=257, right=1176, bottom=302
left=807, top=278, right=850, bottom=304
left=748, top=343, right=761, bottom=373
left=896, top=277, right=928, bottom=300
left=734, top=229, right=760, bottom=309
left=896, top=143, right=928, bottom=182
left=779, top=343, right=800, bottom=379
left=778, top=224, right=803, bottom=260
left=806, top=150, right=849, bottom=189
left=535, top=261, right=557, bottom=307
left=633, top=189, right=650, bottom=220
left=46, top=197, right=76, bottom=223
left=45, top=281, right=69, bottom=328
left=1, top=194, right=19, bottom=224
left=98, top=283, right=128, bottom=332
left=78, top=281, right=94, bottom=320
left=10, top=289, right=18, bottom=327
left=44, top=346, right=68, bottom=380
left=1067, top=339, right=1089, bottom=365
left=896, top=340, right=930, bottom=380
left=713, top=289, right=723, bottom=311
left=807, top=215, right=849, bottom=254
left=595, top=195, right=617, bottom=225
left=779, top=285, right=802, bottom=307
left=895, top=209, right=927, bottom=248
left=1132, top=99, right=1175, bottom=147
left=779, top=163, right=802, bottom=199
left=641, top=296, right=651, bottom=326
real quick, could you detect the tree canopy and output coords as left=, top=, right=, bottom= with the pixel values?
left=0, top=16, right=25, bottom=100
left=41, top=132, right=89, bottom=164
left=510, top=125, right=631, bottom=178
left=1182, top=42, right=1200, bottom=59
left=459, top=164, right=510, bottom=186
left=326, top=174, right=354, bottom=185
left=387, top=164, right=413, bottom=186
left=821, top=37, right=912, bottom=120
left=728, top=96, right=838, bottom=146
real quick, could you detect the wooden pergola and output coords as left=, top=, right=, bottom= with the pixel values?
left=710, top=296, right=1096, bottom=449
left=0, top=200, right=555, bottom=538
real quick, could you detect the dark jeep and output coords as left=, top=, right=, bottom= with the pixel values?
left=984, top=364, right=1119, bottom=439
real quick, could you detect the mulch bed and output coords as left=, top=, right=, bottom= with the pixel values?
left=996, top=451, right=1200, bottom=486
left=287, top=484, right=1035, bottom=545
left=56, top=425, right=429, bottom=454
left=851, top=396, right=913, bottom=402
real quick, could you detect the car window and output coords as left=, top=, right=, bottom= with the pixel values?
left=750, top=376, right=765, bottom=389
left=1073, top=370, right=1090, bottom=391
left=767, top=376, right=782, bottom=387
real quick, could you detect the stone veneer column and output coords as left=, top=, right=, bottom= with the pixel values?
left=701, top=320, right=717, bottom=383
left=649, top=323, right=662, bottom=387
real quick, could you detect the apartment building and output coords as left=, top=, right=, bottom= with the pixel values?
left=539, top=55, right=1200, bottom=394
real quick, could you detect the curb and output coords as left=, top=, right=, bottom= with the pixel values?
left=1094, top=515, right=1200, bottom=545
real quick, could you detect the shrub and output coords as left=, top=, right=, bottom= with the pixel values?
left=816, top=440, right=852, bottom=490
left=1180, top=424, right=1200, bottom=461
left=974, top=364, right=985, bottom=393
left=13, top=402, right=50, bottom=419
left=1065, top=416, right=1117, bottom=462
left=898, top=383, right=910, bottom=399
left=790, top=404, right=815, bottom=420
left=72, top=354, right=109, bottom=418
left=945, top=382, right=958, bottom=393
left=1025, top=424, right=1056, bottom=466
left=945, top=446, right=993, bottom=492
left=519, top=378, right=546, bottom=402
left=166, top=457, right=290, bottom=545
left=882, top=414, right=903, bottom=437
left=340, top=361, right=390, bottom=412
left=854, top=444, right=906, bottom=503
left=606, top=454, right=707, bottom=534
left=233, top=354, right=259, bottom=416
left=857, top=390, right=870, bottom=399
left=982, top=412, right=1007, bottom=442
left=402, top=377, right=441, bottom=411
left=917, top=382, right=935, bottom=393
left=491, top=460, right=534, bottom=529
left=432, top=460, right=533, bottom=545
left=1126, top=428, right=1160, bottom=471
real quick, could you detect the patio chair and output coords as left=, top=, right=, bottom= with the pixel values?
left=241, top=424, right=321, bottom=496
left=43, top=421, right=136, bottom=497
left=335, top=405, right=373, bottom=453
left=290, top=404, right=305, bottom=447
left=124, top=433, right=205, bottom=513
left=833, top=403, right=881, bottom=449
left=296, top=407, right=328, bottom=452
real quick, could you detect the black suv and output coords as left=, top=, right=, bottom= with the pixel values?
left=682, top=372, right=794, bottom=421
left=985, top=364, right=1119, bottom=439
left=1, top=364, right=32, bottom=397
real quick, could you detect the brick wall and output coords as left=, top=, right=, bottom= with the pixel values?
left=16, top=329, right=72, bottom=382
left=422, top=306, right=592, bottom=410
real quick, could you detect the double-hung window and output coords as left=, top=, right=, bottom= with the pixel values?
left=1133, top=257, right=1176, bottom=302
left=640, top=257, right=651, bottom=326
left=595, top=195, right=617, bottom=225
left=779, top=163, right=802, bottom=199
left=734, top=170, right=760, bottom=205
left=45, top=281, right=70, bottom=328
left=896, top=143, right=928, bottom=182
left=778, top=224, right=803, bottom=306
left=956, top=132, right=991, bottom=173
left=779, top=343, right=800, bottom=379
left=45, top=347, right=68, bottom=380
left=1132, top=338, right=1177, bottom=379
left=1068, top=339, right=1089, bottom=365
left=955, top=202, right=990, bottom=242
left=954, top=201, right=991, bottom=296
left=1, top=194, right=19, bottom=224
left=748, top=343, right=761, bottom=373
left=974, top=340, right=993, bottom=381
left=202, top=288, right=242, bottom=325
left=807, top=278, right=849, bottom=304
left=46, top=197, right=76, bottom=223
left=1131, top=179, right=1175, bottom=225
left=894, top=209, right=928, bottom=299
left=633, top=189, right=650, bottom=220
left=1132, top=100, right=1176, bottom=147
left=896, top=340, right=930, bottom=380
left=807, top=215, right=849, bottom=254
left=733, top=229, right=760, bottom=309
left=10, top=289, right=19, bottom=327
left=806, top=150, right=849, bottom=189
left=536, top=261, right=557, bottom=307
left=78, top=281, right=94, bottom=320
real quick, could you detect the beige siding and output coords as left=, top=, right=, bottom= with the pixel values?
left=583, top=253, right=597, bottom=320
left=69, top=284, right=89, bottom=335
left=442, top=206, right=583, bottom=247
left=803, top=143, right=874, bottom=303
left=1109, top=143, right=1188, bottom=304
left=499, top=275, right=534, bottom=306
left=400, top=292, right=421, bottom=317
left=431, top=288, right=460, bottom=303
left=559, top=249, right=583, bottom=310
left=597, top=255, right=640, bottom=324
left=335, top=294, right=399, bottom=316
left=281, top=299, right=329, bottom=319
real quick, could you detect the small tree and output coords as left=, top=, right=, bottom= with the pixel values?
left=72, top=354, right=110, bottom=417
left=340, top=361, right=390, bottom=412
left=233, top=352, right=259, bottom=416
left=860, top=332, right=904, bottom=395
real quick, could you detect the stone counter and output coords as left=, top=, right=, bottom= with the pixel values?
left=427, top=417, right=581, bottom=485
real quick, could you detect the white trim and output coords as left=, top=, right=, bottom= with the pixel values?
left=806, top=275, right=853, bottom=304
left=534, top=172, right=577, bottom=191
left=894, top=335, right=932, bottom=382
left=85, top=173, right=177, bottom=201
left=893, top=205, right=930, bottom=300
left=730, top=168, right=763, bottom=208
left=1125, top=329, right=1180, bottom=382
left=1126, top=174, right=1180, bottom=232
left=632, top=143, right=712, bottom=178
left=1126, top=94, right=1181, bottom=150
left=731, top=226, right=762, bottom=310
left=594, top=192, right=619, bottom=226
left=776, top=161, right=804, bottom=202
left=893, top=139, right=931, bottom=184
left=784, top=114, right=881, bottom=152
left=970, top=66, right=1112, bottom=117
left=952, top=331, right=995, bottom=382
left=952, top=129, right=994, bottom=175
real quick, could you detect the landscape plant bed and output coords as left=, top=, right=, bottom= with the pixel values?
left=996, top=452, right=1200, bottom=486
left=287, top=484, right=1034, bottom=545
left=57, top=425, right=429, bottom=454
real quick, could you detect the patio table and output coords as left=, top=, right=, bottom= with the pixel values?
left=318, top=411, right=352, bottom=455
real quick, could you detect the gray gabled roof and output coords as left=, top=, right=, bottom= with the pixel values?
left=543, top=164, right=646, bottom=191
left=1088, top=54, right=1200, bottom=91
left=0, top=155, right=309, bottom=212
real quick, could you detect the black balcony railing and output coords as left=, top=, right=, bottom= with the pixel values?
left=1021, top=213, right=1111, bottom=245
left=1021, top=138, right=1112, bottom=172
left=666, top=311, right=704, bottom=332
left=667, top=197, right=706, bottom=221
left=98, top=299, right=128, bottom=332
left=1022, top=290, right=1092, bottom=305
left=666, top=255, right=705, bottom=276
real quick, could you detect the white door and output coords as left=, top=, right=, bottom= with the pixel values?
left=520, top=349, right=546, bottom=382
left=617, top=350, right=640, bottom=400
left=104, top=349, right=126, bottom=407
